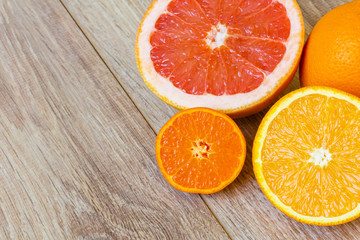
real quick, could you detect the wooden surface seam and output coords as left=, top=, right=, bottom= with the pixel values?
left=58, top=0, right=157, bottom=135
left=57, top=0, right=235, bottom=238
left=58, top=0, right=360, bottom=239
left=0, top=0, right=231, bottom=238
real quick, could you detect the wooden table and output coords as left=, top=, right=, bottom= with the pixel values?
left=0, top=0, right=358, bottom=239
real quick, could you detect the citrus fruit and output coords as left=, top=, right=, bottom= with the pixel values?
left=136, top=0, right=305, bottom=117
left=253, top=86, right=360, bottom=226
left=300, top=0, right=360, bottom=98
left=156, top=108, right=246, bottom=194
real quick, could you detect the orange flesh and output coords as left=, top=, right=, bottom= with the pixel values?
left=262, top=94, right=360, bottom=218
left=150, top=0, right=290, bottom=95
left=159, top=110, right=244, bottom=190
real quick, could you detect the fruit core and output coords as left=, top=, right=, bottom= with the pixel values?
left=308, top=148, right=332, bottom=167
left=205, top=24, right=228, bottom=49
left=192, top=140, right=212, bottom=159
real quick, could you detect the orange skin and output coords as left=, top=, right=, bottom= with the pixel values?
left=300, top=0, right=360, bottom=98
left=156, top=108, right=246, bottom=194
left=136, top=0, right=305, bottom=118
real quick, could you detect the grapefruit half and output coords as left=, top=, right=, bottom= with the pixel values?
left=136, top=0, right=305, bottom=117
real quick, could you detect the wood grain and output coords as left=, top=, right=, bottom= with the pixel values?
left=60, top=0, right=360, bottom=239
left=0, top=0, right=231, bottom=239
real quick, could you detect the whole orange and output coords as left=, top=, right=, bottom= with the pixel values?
left=300, top=0, right=360, bottom=97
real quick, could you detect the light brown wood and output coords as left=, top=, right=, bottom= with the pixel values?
left=59, top=0, right=360, bottom=239
left=0, top=0, right=230, bottom=239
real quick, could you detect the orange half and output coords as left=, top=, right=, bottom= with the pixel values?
left=253, top=87, right=360, bottom=225
left=156, top=108, right=246, bottom=194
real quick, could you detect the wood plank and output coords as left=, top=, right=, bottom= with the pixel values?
left=60, top=0, right=360, bottom=239
left=0, top=0, right=230, bottom=238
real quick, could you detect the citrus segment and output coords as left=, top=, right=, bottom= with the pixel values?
left=206, top=48, right=227, bottom=95
left=160, top=147, right=192, bottom=175
left=220, top=47, right=265, bottom=94
left=195, top=0, right=221, bottom=25
left=156, top=108, right=246, bottom=194
left=253, top=87, right=360, bottom=225
left=168, top=0, right=212, bottom=32
left=136, top=0, right=304, bottom=117
left=225, top=36, right=286, bottom=72
left=227, top=1, right=290, bottom=41
left=224, top=0, right=272, bottom=25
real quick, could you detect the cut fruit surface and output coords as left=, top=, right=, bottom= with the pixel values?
left=136, top=0, right=304, bottom=117
left=156, top=108, right=246, bottom=194
left=253, top=87, right=360, bottom=225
